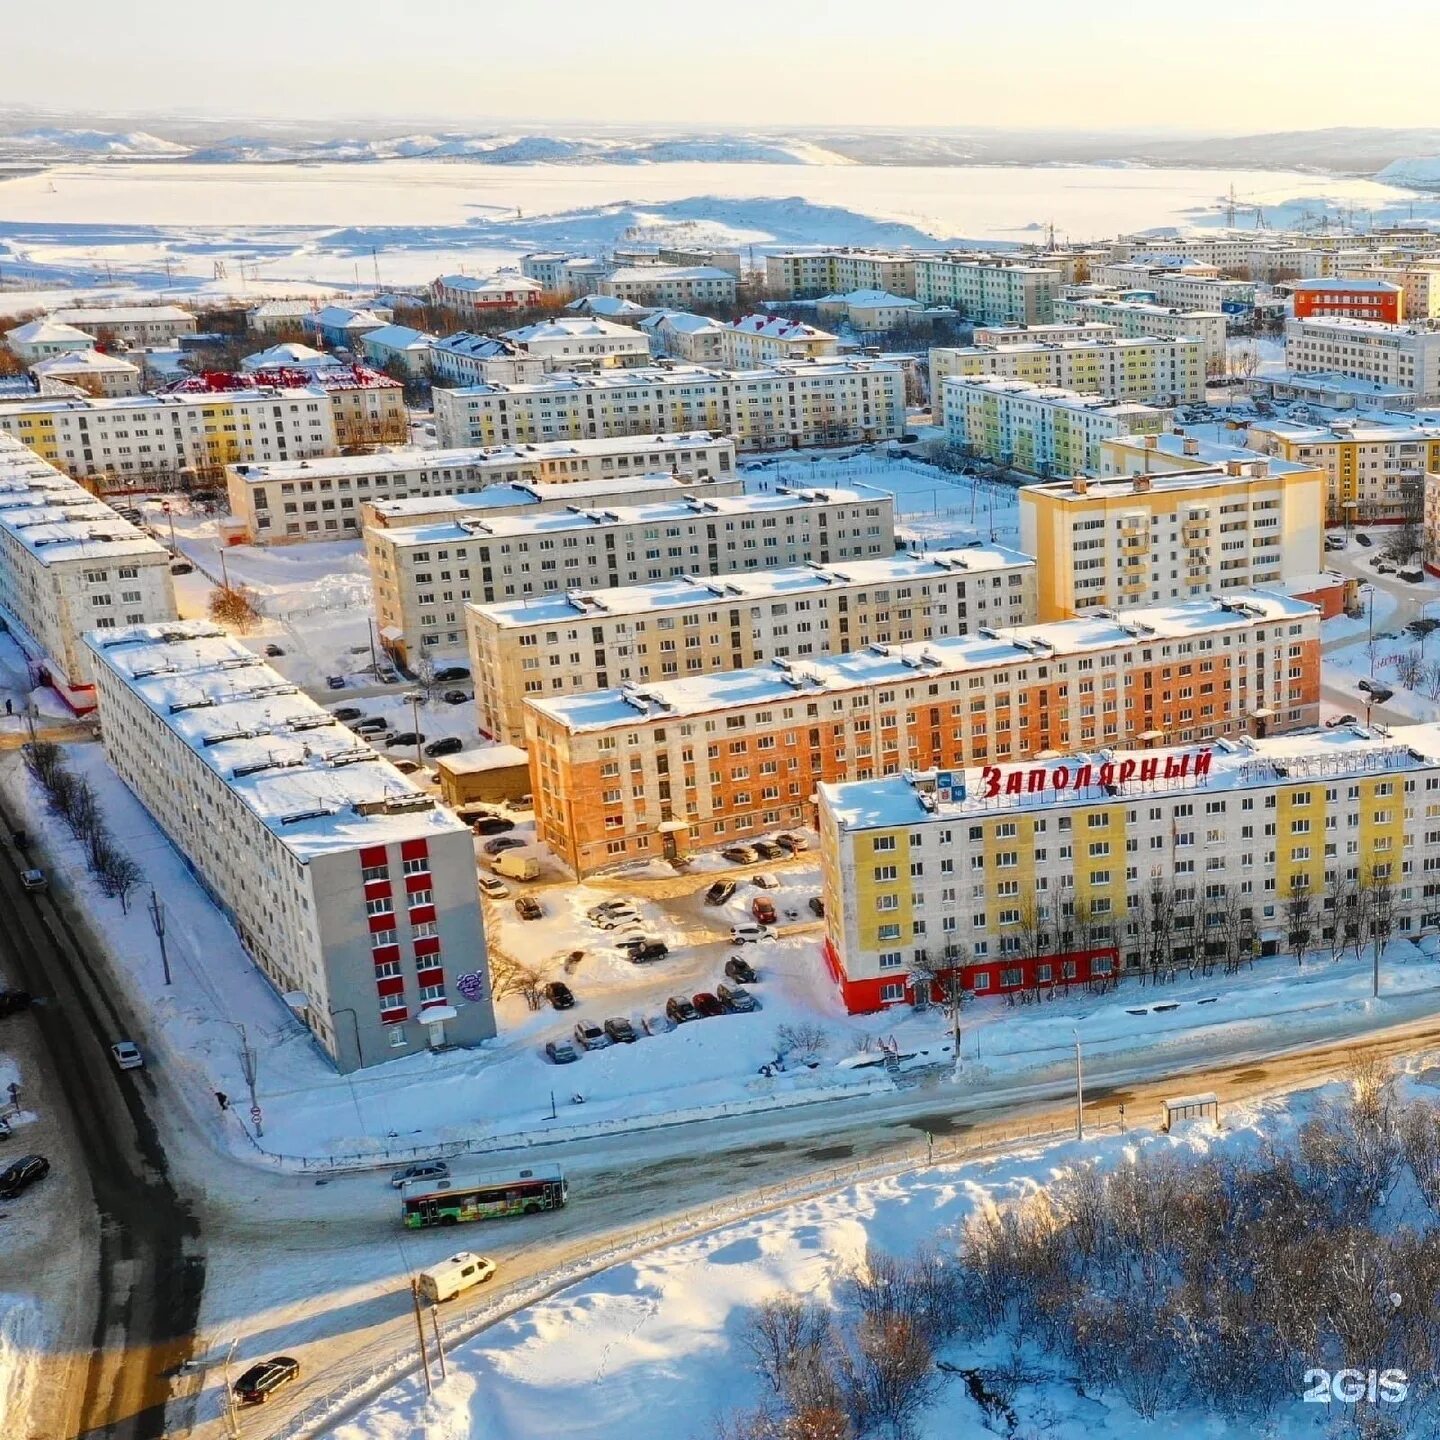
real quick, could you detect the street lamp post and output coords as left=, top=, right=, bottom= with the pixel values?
left=1073, top=1030, right=1084, bottom=1142
left=403, top=691, right=423, bottom=770
left=148, top=888, right=171, bottom=985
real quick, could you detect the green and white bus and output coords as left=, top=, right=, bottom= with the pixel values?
left=400, top=1165, right=568, bottom=1228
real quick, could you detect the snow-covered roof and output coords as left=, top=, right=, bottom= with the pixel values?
left=1288, top=315, right=1434, bottom=336
left=360, top=323, right=436, bottom=352
left=606, top=266, right=734, bottom=283
left=240, top=342, right=333, bottom=371
left=1291, top=278, right=1402, bottom=294
left=477, top=543, right=1033, bottom=630
left=528, top=591, right=1315, bottom=733
left=820, top=724, right=1438, bottom=831
left=247, top=299, right=322, bottom=319
left=430, top=332, right=528, bottom=360
left=30, top=348, right=139, bottom=375
left=820, top=290, right=920, bottom=308
left=310, top=305, right=388, bottom=330
left=952, top=334, right=1200, bottom=359
left=1104, top=431, right=1312, bottom=474
left=565, top=295, right=651, bottom=318
left=646, top=312, right=727, bottom=335
left=84, top=620, right=469, bottom=863
left=727, top=314, right=835, bottom=342
left=367, top=473, right=718, bottom=522
left=942, top=374, right=1163, bottom=416
left=51, top=305, right=193, bottom=325
left=6, top=318, right=94, bottom=344
left=447, top=357, right=900, bottom=398
left=502, top=318, right=645, bottom=343
left=435, top=272, right=545, bottom=295
left=434, top=744, right=528, bottom=775
left=1061, top=297, right=1226, bottom=320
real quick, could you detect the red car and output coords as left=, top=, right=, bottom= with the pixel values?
left=692, top=992, right=725, bottom=1018
left=751, top=896, right=777, bottom=925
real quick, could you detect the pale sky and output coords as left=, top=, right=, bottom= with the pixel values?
left=4, top=0, right=1434, bottom=133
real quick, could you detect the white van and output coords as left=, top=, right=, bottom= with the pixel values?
left=492, top=852, right=540, bottom=881
left=416, top=1251, right=497, bottom=1303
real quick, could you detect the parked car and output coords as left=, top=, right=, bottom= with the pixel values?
left=331, top=707, right=362, bottom=722
left=1355, top=533, right=1374, bottom=547
left=391, top=1159, right=449, bottom=1189
left=1326, top=714, right=1359, bottom=729
left=18, top=868, right=46, bottom=893
left=388, top=731, right=425, bottom=747
left=717, top=984, right=758, bottom=1013
left=590, top=910, right=640, bottom=930
left=1324, top=535, right=1346, bottom=551
left=1400, top=567, right=1425, bottom=583
left=573, top=1021, right=611, bottom=1051
left=169, top=560, right=194, bottom=575
left=704, top=879, right=737, bottom=906
left=326, top=675, right=347, bottom=690
left=352, top=717, right=388, bottom=733
left=692, top=992, right=725, bottom=1018
left=665, top=996, right=699, bottom=1024
left=232, top=1356, right=300, bottom=1406
left=472, top=816, right=514, bottom=836
left=808, top=896, right=825, bottom=918
left=442, top=690, right=470, bottom=705
left=544, top=981, right=575, bottom=1010
left=0, top=991, right=33, bottom=1018
left=478, top=875, right=510, bottom=900
left=1376, top=561, right=1398, bottom=575
left=426, top=737, right=464, bottom=758
left=434, top=665, right=470, bottom=682
left=391, top=759, right=423, bottom=775
left=110, top=1041, right=143, bottom=1071
left=545, top=1040, right=579, bottom=1065
left=603, top=1016, right=637, bottom=1044
left=724, top=956, right=758, bottom=985
left=721, top=845, right=758, bottom=864
left=730, top=923, right=774, bottom=944
left=628, top=940, right=670, bottom=963
left=483, top=836, right=527, bottom=856
left=751, top=873, right=781, bottom=890
left=589, top=899, right=635, bottom=917
left=752, top=840, right=785, bottom=861
left=264, top=643, right=285, bottom=657
left=775, top=832, right=809, bottom=853
left=0, top=1154, right=48, bottom=1199
left=751, top=896, right=778, bottom=925
left=514, top=896, right=542, bottom=921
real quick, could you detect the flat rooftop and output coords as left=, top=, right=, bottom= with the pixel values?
left=443, top=358, right=901, bottom=398
left=366, top=472, right=733, bottom=523
left=1106, top=430, right=1312, bottom=474
left=528, top=590, right=1310, bottom=732
left=85, top=620, right=469, bottom=862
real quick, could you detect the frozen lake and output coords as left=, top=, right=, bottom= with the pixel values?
left=0, top=158, right=1425, bottom=295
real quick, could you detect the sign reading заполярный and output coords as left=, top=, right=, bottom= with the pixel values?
left=975, top=748, right=1215, bottom=803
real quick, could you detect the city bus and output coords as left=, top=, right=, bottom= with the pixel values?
left=399, top=1165, right=569, bottom=1228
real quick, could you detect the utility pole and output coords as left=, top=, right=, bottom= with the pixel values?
left=148, top=888, right=171, bottom=985
left=429, top=1305, right=447, bottom=1381
left=411, top=1279, right=434, bottom=1395
left=221, top=1337, right=240, bottom=1439
left=218, top=544, right=231, bottom=593
left=404, top=692, right=423, bottom=771
left=1073, top=1031, right=1084, bottom=1142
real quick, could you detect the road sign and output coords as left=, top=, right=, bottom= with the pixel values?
left=249, top=1105, right=263, bottom=1126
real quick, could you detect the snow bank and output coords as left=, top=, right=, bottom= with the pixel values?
left=0, top=1296, right=47, bottom=1437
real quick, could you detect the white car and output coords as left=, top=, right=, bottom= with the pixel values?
left=730, top=923, right=775, bottom=944
left=478, top=875, right=510, bottom=900
left=751, top=873, right=781, bottom=890
left=110, top=1041, right=143, bottom=1071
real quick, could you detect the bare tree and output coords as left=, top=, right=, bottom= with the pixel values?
left=1284, top=881, right=1315, bottom=969
left=412, top=655, right=441, bottom=700
left=776, top=1022, right=830, bottom=1065
left=743, top=1297, right=832, bottom=1396
left=96, top=848, right=144, bottom=913
left=1140, top=878, right=1176, bottom=985
left=487, top=949, right=543, bottom=1009
left=1365, top=864, right=1398, bottom=995
left=1325, top=868, right=1357, bottom=964
left=1395, top=647, right=1425, bottom=691
left=208, top=583, right=263, bottom=634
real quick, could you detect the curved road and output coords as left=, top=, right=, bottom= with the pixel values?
left=0, top=808, right=203, bottom=1440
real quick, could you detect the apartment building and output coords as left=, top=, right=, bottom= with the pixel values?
left=359, top=324, right=438, bottom=377
left=1244, top=410, right=1440, bottom=524
left=1290, top=278, right=1403, bottom=324
left=641, top=312, right=729, bottom=363
left=1051, top=296, right=1228, bottom=368
left=432, top=360, right=905, bottom=452
left=428, top=333, right=548, bottom=387
left=1111, top=234, right=1329, bottom=280
left=246, top=299, right=321, bottom=335
left=5, top=319, right=95, bottom=362
left=377, top=485, right=897, bottom=675
left=598, top=267, right=737, bottom=308
left=720, top=315, right=838, bottom=367
left=30, top=349, right=143, bottom=398
left=929, top=335, right=1204, bottom=423
left=0, top=435, right=176, bottom=707
left=764, top=250, right=919, bottom=301
left=225, top=431, right=737, bottom=542
left=1021, top=448, right=1325, bottom=619
left=1339, top=262, right=1440, bottom=321
left=470, top=543, right=1027, bottom=746
left=816, top=290, right=926, bottom=331
left=818, top=724, right=1431, bottom=1011
left=85, top=620, right=495, bottom=1072
left=430, top=272, right=546, bottom=315
left=49, top=305, right=196, bottom=346
left=525, top=592, right=1320, bottom=876
left=912, top=258, right=1060, bottom=325
left=1285, top=317, right=1440, bottom=400
left=500, top=317, right=650, bottom=368
left=942, top=375, right=1166, bottom=475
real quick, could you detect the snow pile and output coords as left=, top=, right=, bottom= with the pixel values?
left=0, top=1296, right=46, bottom=1436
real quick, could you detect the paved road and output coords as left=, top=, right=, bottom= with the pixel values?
left=0, top=813, right=204, bottom=1439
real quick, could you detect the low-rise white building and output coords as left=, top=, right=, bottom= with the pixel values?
left=29, top=349, right=143, bottom=397
left=50, top=305, right=196, bottom=347
left=640, top=311, right=728, bottom=363
left=598, top=266, right=737, bottom=308
left=241, top=342, right=337, bottom=374
left=428, top=333, right=547, bottom=387
left=246, top=299, right=323, bottom=335
left=816, top=290, right=923, bottom=331
left=501, top=317, right=650, bottom=368
left=86, top=619, right=496, bottom=1071
left=0, top=435, right=177, bottom=707
left=6, top=319, right=95, bottom=363
left=357, top=324, right=437, bottom=377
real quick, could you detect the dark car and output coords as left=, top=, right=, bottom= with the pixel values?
left=331, top=706, right=362, bottom=722
left=603, top=1016, right=637, bottom=1044
left=326, top=675, right=347, bottom=690
left=704, top=879, right=737, bottom=906
left=665, top=996, right=699, bottom=1024
left=808, top=896, right=825, bottom=918
left=624, top=940, right=669, bottom=964
left=425, top=737, right=464, bottom=758
left=692, top=992, right=725, bottom=1018
left=442, top=690, right=469, bottom=705
left=169, top=560, right=194, bottom=575
left=1326, top=714, right=1358, bottom=729
left=752, top=840, right=785, bottom=860
left=1355, top=533, right=1374, bottom=547
left=264, top=643, right=285, bottom=658
left=352, top=717, right=387, bottom=733
left=515, top=896, right=542, bottom=921
left=545, top=1040, right=579, bottom=1064
left=472, top=816, right=514, bottom=836
left=389, top=731, right=425, bottom=747
left=724, top=956, right=758, bottom=985
left=0, top=1154, right=49, bottom=1199
left=717, top=983, right=758, bottom=1013
left=483, top=836, right=527, bottom=856
left=544, top=981, right=576, bottom=1010
left=0, top=991, right=33, bottom=1018
left=233, top=1356, right=300, bottom=1406
left=435, top=665, right=470, bottom=682
left=392, top=759, right=423, bottom=775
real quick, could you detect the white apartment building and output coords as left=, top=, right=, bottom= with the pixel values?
left=428, top=333, right=548, bottom=387
left=1112, top=234, right=1328, bottom=279
left=641, top=312, right=729, bottom=363
left=720, top=315, right=838, bottom=367
left=373, top=484, right=898, bottom=670
left=225, top=432, right=737, bottom=542
left=816, top=290, right=925, bottom=331
left=598, top=267, right=737, bottom=308
left=1086, top=268, right=1258, bottom=312
left=929, top=335, right=1204, bottom=424
left=911, top=258, right=1060, bottom=325
left=0, top=435, right=176, bottom=707
left=764, top=250, right=919, bottom=300
left=942, top=374, right=1166, bottom=475
left=246, top=299, right=322, bottom=335
left=30, top=349, right=143, bottom=397
left=0, top=386, right=338, bottom=486
left=86, top=620, right=496, bottom=1072
left=5, top=319, right=95, bottom=362
left=49, top=305, right=196, bottom=346
left=1285, top=317, right=1440, bottom=400
left=1051, top=296, right=1228, bottom=368
left=500, top=317, right=650, bottom=368
left=469, top=544, right=1034, bottom=746
left=432, top=360, right=905, bottom=452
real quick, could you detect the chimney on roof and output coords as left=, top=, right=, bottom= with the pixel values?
left=1134, top=475, right=1152, bottom=493
left=1182, top=437, right=1200, bottom=456
left=1225, top=459, right=1244, bottom=477
left=1143, top=434, right=1158, bottom=450
left=1072, top=476, right=1088, bottom=495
